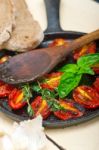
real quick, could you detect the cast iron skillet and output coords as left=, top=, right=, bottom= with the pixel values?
left=0, top=0, right=99, bottom=128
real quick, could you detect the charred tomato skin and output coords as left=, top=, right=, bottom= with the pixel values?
left=73, top=85, right=99, bottom=109
left=0, top=56, right=10, bottom=64
left=54, top=100, right=84, bottom=120
left=31, top=96, right=51, bottom=119
left=48, top=38, right=68, bottom=47
left=0, top=82, right=14, bottom=97
left=93, top=78, right=99, bottom=93
left=73, top=42, right=96, bottom=60
left=41, top=72, right=62, bottom=90
left=8, top=88, right=26, bottom=110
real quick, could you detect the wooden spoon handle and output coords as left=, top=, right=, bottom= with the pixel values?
left=70, top=29, right=99, bottom=50
left=49, top=29, right=99, bottom=60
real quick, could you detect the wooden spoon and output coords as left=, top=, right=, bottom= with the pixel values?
left=0, top=29, right=99, bottom=84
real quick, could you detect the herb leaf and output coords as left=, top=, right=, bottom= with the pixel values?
left=58, top=53, right=99, bottom=98
left=78, top=66, right=95, bottom=75
left=31, top=83, right=41, bottom=93
left=77, top=53, right=99, bottom=67
left=27, top=104, right=34, bottom=117
left=58, top=72, right=82, bottom=98
left=22, top=84, right=32, bottom=101
left=42, top=89, right=56, bottom=100
left=59, top=64, right=78, bottom=73
left=37, top=87, right=66, bottom=112
left=22, top=84, right=34, bottom=117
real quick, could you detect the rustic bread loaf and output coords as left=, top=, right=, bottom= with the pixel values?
left=0, top=0, right=44, bottom=52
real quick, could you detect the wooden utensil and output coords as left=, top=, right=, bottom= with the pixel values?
left=0, top=29, right=99, bottom=84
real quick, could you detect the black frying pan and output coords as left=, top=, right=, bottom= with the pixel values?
left=0, top=0, right=99, bottom=128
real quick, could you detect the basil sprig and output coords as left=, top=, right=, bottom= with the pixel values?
left=58, top=53, right=99, bottom=98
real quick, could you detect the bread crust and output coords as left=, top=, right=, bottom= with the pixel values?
left=1, top=0, right=44, bottom=52
left=0, top=0, right=15, bottom=45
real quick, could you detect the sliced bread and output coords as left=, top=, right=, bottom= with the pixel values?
left=0, top=0, right=44, bottom=52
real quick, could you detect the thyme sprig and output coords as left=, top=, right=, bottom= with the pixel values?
left=21, top=80, right=66, bottom=117
left=42, top=89, right=66, bottom=112
left=22, top=84, right=34, bottom=117
left=31, top=81, right=66, bottom=112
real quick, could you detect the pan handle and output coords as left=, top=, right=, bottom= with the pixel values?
left=44, top=0, right=63, bottom=33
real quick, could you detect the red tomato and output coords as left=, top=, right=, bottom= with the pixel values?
left=41, top=72, right=62, bottom=90
left=54, top=100, right=84, bottom=120
left=0, top=56, right=10, bottom=64
left=73, top=85, right=99, bottom=109
left=73, top=42, right=96, bottom=60
left=92, top=64, right=99, bottom=74
left=0, top=83, right=14, bottom=97
left=48, top=38, right=68, bottom=47
left=8, top=88, right=26, bottom=110
left=93, top=78, right=99, bottom=93
left=31, top=96, right=51, bottom=119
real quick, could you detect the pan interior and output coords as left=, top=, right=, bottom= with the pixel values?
left=0, top=31, right=99, bottom=128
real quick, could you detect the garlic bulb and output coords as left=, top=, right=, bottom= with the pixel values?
left=0, top=115, right=46, bottom=150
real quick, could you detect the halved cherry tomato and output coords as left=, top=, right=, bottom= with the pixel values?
left=8, top=88, right=26, bottom=110
left=73, top=85, right=99, bottom=109
left=31, top=96, right=51, bottom=119
left=73, top=42, right=96, bottom=60
left=41, top=72, right=62, bottom=90
left=0, top=83, right=14, bottom=97
left=93, top=78, right=99, bottom=93
left=0, top=56, right=10, bottom=64
left=54, top=100, right=84, bottom=120
left=92, top=64, right=99, bottom=74
left=48, top=38, right=68, bottom=47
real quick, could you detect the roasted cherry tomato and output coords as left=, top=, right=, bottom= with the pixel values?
left=0, top=56, right=10, bottom=64
left=93, top=78, right=99, bottom=93
left=48, top=38, right=68, bottom=47
left=31, top=96, right=51, bottom=119
left=0, top=83, right=14, bottom=97
left=41, top=72, right=62, bottom=90
left=54, top=100, right=84, bottom=120
left=92, top=64, right=99, bottom=74
left=8, top=88, right=26, bottom=110
left=73, top=42, right=96, bottom=60
left=73, top=85, right=99, bottom=109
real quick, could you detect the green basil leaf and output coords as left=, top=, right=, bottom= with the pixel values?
left=58, top=72, right=82, bottom=98
left=77, top=53, right=99, bottom=67
left=59, top=64, right=78, bottom=73
left=60, top=72, right=72, bottom=81
left=78, top=66, right=95, bottom=75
